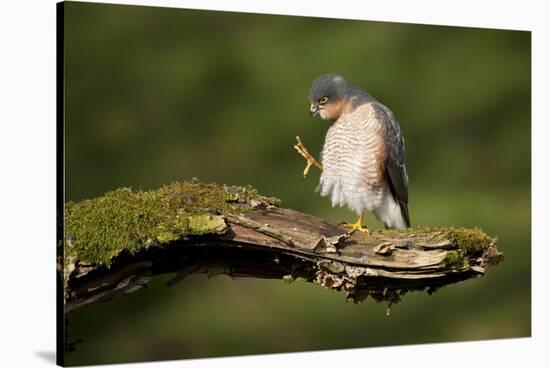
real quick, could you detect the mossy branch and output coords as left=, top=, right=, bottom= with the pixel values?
left=60, top=180, right=503, bottom=313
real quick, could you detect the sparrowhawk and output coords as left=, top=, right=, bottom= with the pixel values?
left=295, top=74, right=410, bottom=232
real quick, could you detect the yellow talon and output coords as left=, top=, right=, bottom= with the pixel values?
left=343, top=214, right=370, bottom=234
left=294, top=136, right=322, bottom=177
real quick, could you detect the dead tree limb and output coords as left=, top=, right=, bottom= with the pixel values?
left=60, top=181, right=503, bottom=314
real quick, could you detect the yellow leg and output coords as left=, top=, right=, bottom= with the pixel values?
left=344, top=213, right=370, bottom=234
left=294, top=136, right=322, bottom=178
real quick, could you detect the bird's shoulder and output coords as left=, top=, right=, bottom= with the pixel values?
left=338, top=96, right=377, bottom=124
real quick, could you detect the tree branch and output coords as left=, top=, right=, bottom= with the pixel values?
left=61, top=181, right=503, bottom=314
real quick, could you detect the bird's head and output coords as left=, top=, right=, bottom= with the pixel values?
left=308, top=74, right=351, bottom=121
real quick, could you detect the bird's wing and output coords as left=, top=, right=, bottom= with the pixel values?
left=372, top=103, right=410, bottom=227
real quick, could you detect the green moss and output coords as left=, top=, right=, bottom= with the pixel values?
left=446, top=227, right=496, bottom=255
left=186, top=214, right=227, bottom=235
left=444, top=250, right=466, bottom=268
left=64, top=181, right=279, bottom=267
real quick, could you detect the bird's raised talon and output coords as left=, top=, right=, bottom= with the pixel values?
left=294, top=136, right=322, bottom=177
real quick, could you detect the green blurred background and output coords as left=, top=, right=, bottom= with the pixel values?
left=63, top=2, right=531, bottom=366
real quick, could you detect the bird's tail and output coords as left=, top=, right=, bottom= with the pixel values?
left=374, top=194, right=410, bottom=230
left=397, top=199, right=410, bottom=228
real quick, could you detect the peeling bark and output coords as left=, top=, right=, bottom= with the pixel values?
left=63, top=203, right=503, bottom=314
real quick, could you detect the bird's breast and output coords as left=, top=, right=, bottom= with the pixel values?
left=318, top=104, right=388, bottom=213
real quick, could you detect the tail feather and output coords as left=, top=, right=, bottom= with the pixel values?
left=397, top=199, right=411, bottom=228
left=373, top=193, right=409, bottom=230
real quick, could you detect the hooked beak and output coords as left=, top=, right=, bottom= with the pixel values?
left=309, top=103, right=320, bottom=116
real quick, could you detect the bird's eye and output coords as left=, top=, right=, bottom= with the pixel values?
left=319, top=97, right=328, bottom=104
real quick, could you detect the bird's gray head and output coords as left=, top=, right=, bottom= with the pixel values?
left=308, top=74, right=354, bottom=121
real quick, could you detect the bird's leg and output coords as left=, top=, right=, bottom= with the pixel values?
left=344, top=213, right=370, bottom=234
left=294, top=136, right=323, bottom=178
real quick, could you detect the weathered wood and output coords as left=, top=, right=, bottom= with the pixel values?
left=62, top=184, right=503, bottom=314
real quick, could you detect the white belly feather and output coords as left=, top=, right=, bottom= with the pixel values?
left=316, top=104, right=389, bottom=218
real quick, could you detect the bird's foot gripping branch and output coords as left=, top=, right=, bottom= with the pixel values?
left=60, top=180, right=503, bottom=313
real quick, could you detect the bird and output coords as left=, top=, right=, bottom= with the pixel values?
left=294, top=74, right=410, bottom=232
